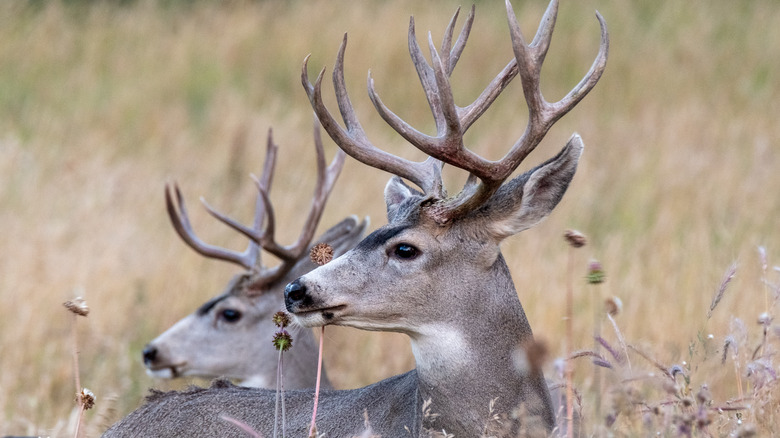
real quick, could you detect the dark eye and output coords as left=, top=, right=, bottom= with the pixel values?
left=393, top=243, right=419, bottom=259
left=220, top=309, right=242, bottom=323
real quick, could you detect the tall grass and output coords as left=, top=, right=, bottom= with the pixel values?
left=0, top=0, right=777, bottom=435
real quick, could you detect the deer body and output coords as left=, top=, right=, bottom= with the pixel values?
left=106, top=1, right=607, bottom=435
left=105, top=372, right=421, bottom=437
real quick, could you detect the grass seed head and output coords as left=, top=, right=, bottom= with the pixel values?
left=64, top=297, right=89, bottom=317
left=78, top=388, right=95, bottom=410
left=605, top=296, right=622, bottom=317
left=564, top=229, right=587, bottom=248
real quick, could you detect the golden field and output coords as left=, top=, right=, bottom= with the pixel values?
left=0, top=0, right=778, bottom=436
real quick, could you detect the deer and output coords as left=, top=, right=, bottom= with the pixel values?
left=142, top=120, right=366, bottom=390
left=103, top=0, right=607, bottom=436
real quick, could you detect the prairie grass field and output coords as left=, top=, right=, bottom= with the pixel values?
left=0, top=0, right=778, bottom=436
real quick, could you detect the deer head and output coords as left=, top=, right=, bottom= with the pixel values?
left=142, top=120, right=366, bottom=389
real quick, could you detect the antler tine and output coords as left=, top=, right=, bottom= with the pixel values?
left=368, top=7, right=521, bottom=184
left=250, top=118, right=347, bottom=284
left=198, top=119, right=346, bottom=285
left=254, top=128, right=278, bottom=229
left=430, top=0, right=608, bottom=221
left=492, top=0, right=608, bottom=176
left=302, top=37, right=444, bottom=197
left=247, top=129, right=278, bottom=266
left=165, top=182, right=255, bottom=270
left=447, top=5, right=474, bottom=75
left=280, top=118, right=346, bottom=257
left=406, top=7, right=475, bottom=137
left=193, top=131, right=281, bottom=271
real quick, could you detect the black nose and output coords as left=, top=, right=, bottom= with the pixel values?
left=285, top=279, right=307, bottom=310
left=142, top=345, right=157, bottom=365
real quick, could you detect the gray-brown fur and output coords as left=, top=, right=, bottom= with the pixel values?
left=106, top=373, right=421, bottom=437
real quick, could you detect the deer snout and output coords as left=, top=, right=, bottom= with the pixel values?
left=142, top=344, right=158, bottom=366
left=284, top=279, right=308, bottom=312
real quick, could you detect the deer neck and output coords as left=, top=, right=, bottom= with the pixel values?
left=409, top=253, right=554, bottom=435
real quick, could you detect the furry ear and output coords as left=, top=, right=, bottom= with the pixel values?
left=486, top=134, right=584, bottom=242
left=384, top=176, right=420, bottom=221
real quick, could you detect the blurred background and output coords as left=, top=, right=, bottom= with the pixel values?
left=0, top=0, right=778, bottom=435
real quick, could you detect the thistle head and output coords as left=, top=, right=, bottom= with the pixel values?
left=272, top=330, right=293, bottom=352
left=272, top=310, right=291, bottom=328
left=587, top=259, right=606, bottom=284
left=310, top=242, right=334, bottom=265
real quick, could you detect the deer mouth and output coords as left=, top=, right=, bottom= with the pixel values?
left=290, top=305, right=347, bottom=326
left=145, top=362, right=187, bottom=379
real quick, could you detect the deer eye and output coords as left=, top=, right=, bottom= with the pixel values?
left=220, top=309, right=242, bottom=323
left=392, top=243, right=419, bottom=260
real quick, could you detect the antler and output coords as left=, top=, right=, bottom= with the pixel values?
left=303, top=0, right=608, bottom=224
left=165, top=128, right=277, bottom=270
left=166, top=119, right=346, bottom=286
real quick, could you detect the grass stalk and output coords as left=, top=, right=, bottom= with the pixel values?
left=565, top=247, right=574, bottom=438
left=309, top=326, right=325, bottom=438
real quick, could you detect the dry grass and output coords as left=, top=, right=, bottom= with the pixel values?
left=0, top=0, right=778, bottom=436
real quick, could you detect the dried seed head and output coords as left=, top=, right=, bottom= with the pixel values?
left=64, top=297, right=89, bottom=317
left=758, top=312, right=772, bottom=326
left=587, top=259, right=606, bottom=284
left=564, top=229, right=587, bottom=248
left=272, top=311, right=291, bottom=328
left=272, top=330, right=293, bottom=352
left=310, top=242, right=334, bottom=265
left=78, top=388, right=96, bottom=410
left=605, top=296, right=622, bottom=316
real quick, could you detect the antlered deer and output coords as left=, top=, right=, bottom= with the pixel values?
left=143, top=121, right=365, bottom=389
left=105, top=1, right=607, bottom=436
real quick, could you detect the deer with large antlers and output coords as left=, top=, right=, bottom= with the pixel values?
left=142, top=121, right=366, bottom=390
left=105, top=1, right=607, bottom=436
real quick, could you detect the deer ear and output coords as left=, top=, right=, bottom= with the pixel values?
left=384, top=176, right=419, bottom=221
left=486, top=135, right=584, bottom=241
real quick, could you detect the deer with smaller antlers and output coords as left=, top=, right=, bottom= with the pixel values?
left=105, top=1, right=607, bottom=436
left=142, top=120, right=366, bottom=390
